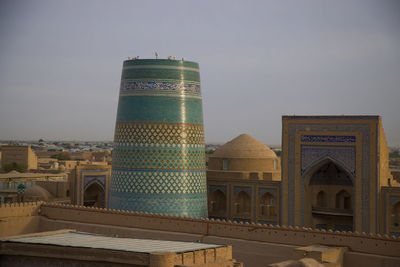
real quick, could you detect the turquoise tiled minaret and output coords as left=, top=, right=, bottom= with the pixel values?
left=109, top=59, right=208, bottom=218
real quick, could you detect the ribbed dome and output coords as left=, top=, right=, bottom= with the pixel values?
left=24, top=185, right=53, bottom=200
left=211, top=134, right=277, bottom=158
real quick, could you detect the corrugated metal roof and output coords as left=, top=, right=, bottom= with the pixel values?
left=2, top=232, right=223, bottom=253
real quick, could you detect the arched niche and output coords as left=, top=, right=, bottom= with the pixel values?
left=304, top=159, right=354, bottom=231
left=259, top=192, right=276, bottom=217
left=234, top=191, right=251, bottom=217
left=316, top=191, right=327, bottom=208
left=209, top=189, right=226, bottom=217
left=309, top=161, right=353, bottom=186
left=83, top=182, right=104, bottom=208
left=336, top=189, right=352, bottom=210
left=391, top=201, right=400, bottom=232
left=303, top=157, right=354, bottom=186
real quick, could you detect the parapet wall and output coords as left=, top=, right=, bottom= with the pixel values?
left=0, top=202, right=42, bottom=237
left=40, top=203, right=400, bottom=258
left=0, top=201, right=42, bottom=219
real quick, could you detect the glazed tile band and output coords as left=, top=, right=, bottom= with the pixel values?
left=123, top=65, right=200, bottom=72
left=109, top=59, right=208, bottom=218
left=114, top=122, right=204, bottom=145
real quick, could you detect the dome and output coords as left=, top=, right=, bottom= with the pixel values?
left=211, top=134, right=277, bottom=159
left=24, top=185, right=53, bottom=200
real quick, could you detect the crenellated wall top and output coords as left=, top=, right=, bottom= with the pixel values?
left=40, top=203, right=399, bottom=241
left=1, top=201, right=43, bottom=209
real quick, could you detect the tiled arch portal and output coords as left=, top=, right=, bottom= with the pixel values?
left=284, top=120, right=372, bottom=233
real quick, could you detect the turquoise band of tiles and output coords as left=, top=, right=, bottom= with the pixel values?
left=123, top=59, right=199, bottom=68
left=109, top=191, right=208, bottom=218
left=121, top=69, right=200, bottom=81
left=110, top=59, right=207, bottom=218
left=116, top=96, right=203, bottom=124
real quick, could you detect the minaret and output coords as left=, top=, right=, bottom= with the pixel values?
left=109, top=58, right=208, bottom=218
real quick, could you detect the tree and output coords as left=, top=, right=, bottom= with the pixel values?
left=52, top=152, right=71, bottom=160
left=390, top=151, right=400, bottom=159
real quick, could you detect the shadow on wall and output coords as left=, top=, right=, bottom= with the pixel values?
left=0, top=201, right=42, bottom=237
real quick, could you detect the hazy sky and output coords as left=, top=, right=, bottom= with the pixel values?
left=1, top=0, right=399, bottom=145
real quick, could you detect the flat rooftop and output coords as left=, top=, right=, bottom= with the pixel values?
left=282, top=115, right=379, bottom=120
left=0, top=170, right=67, bottom=180
left=1, top=230, right=223, bottom=254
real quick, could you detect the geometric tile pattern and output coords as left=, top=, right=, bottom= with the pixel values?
left=109, top=59, right=208, bottom=218
left=114, top=122, right=204, bottom=145
left=301, top=145, right=356, bottom=177
left=110, top=170, right=206, bottom=194
left=112, top=147, right=205, bottom=170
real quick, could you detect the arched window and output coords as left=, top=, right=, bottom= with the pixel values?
left=234, top=191, right=251, bottom=216
left=222, top=159, right=229, bottom=170
left=259, top=192, right=276, bottom=216
left=336, top=190, right=352, bottom=210
left=84, top=182, right=104, bottom=208
left=316, top=191, right=327, bottom=208
left=209, top=189, right=226, bottom=214
left=392, top=201, right=400, bottom=228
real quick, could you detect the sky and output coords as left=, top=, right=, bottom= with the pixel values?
left=0, top=0, right=399, bottom=146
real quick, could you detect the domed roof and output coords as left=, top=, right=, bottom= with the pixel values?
left=24, top=185, right=53, bottom=200
left=211, top=134, right=277, bottom=158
